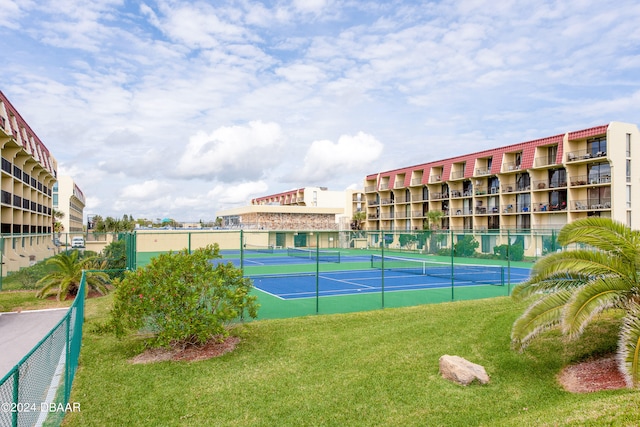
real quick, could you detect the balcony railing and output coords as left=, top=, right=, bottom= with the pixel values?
left=533, top=155, right=557, bottom=167
left=573, top=199, right=611, bottom=210
left=429, top=175, right=442, bottom=183
left=450, top=170, right=464, bottom=180
left=503, top=162, right=522, bottom=172
left=533, top=202, right=567, bottom=212
left=475, top=168, right=490, bottom=176
left=431, top=192, right=448, bottom=200
left=410, top=178, right=423, bottom=186
left=566, top=150, right=607, bottom=162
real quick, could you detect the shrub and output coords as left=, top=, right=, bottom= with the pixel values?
left=101, top=239, right=127, bottom=279
left=493, top=243, right=524, bottom=261
left=111, top=245, right=259, bottom=348
left=454, top=235, right=479, bottom=257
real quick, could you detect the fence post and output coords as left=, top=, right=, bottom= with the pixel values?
left=315, top=232, right=320, bottom=314
left=11, top=368, right=18, bottom=427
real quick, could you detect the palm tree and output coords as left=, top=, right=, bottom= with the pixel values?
left=36, top=250, right=110, bottom=301
left=511, top=218, right=640, bottom=388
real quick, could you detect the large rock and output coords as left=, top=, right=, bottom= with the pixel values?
left=439, top=355, right=490, bottom=386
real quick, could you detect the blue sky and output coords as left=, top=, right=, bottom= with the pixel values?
left=1, top=0, right=639, bottom=222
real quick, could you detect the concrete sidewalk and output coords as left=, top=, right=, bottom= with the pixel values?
left=0, top=308, right=69, bottom=379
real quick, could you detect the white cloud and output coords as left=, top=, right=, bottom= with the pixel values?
left=3, top=0, right=640, bottom=222
left=176, top=121, right=285, bottom=181
left=298, top=132, right=384, bottom=182
left=121, top=180, right=172, bottom=200
left=207, top=181, right=269, bottom=205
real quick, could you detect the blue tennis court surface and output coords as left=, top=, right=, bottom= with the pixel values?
left=248, top=267, right=531, bottom=300
left=215, top=250, right=531, bottom=300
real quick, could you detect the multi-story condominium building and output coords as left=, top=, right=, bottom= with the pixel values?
left=53, top=176, right=86, bottom=234
left=364, top=122, right=639, bottom=253
left=251, top=186, right=347, bottom=208
left=0, top=91, right=58, bottom=273
left=218, top=187, right=364, bottom=231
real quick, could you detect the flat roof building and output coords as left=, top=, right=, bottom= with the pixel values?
left=53, top=176, right=86, bottom=234
left=217, top=187, right=363, bottom=231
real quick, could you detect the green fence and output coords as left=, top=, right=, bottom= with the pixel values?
left=0, top=274, right=86, bottom=427
left=129, top=228, right=557, bottom=319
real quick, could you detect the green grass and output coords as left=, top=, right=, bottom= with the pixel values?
left=63, top=295, right=640, bottom=426
left=0, top=289, right=72, bottom=312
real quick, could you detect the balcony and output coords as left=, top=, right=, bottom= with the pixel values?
left=475, top=168, right=490, bottom=176
left=429, top=175, right=442, bottom=183
left=450, top=170, right=464, bottom=180
left=566, top=150, right=607, bottom=162
left=410, top=178, right=423, bottom=186
left=573, top=199, right=611, bottom=210
left=503, top=162, right=522, bottom=172
left=533, top=202, right=567, bottom=212
left=533, top=155, right=558, bottom=167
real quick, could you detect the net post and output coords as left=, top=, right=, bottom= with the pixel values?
left=450, top=229, right=454, bottom=301
left=381, top=230, right=385, bottom=309
left=507, top=229, right=511, bottom=293
left=240, top=230, right=244, bottom=272
left=316, top=232, right=320, bottom=314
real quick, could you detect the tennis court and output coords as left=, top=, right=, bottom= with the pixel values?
left=218, top=248, right=531, bottom=301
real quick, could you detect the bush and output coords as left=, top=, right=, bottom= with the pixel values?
left=101, top=239, right=127, bottom=279
left=111, top=245, right=259, bottom=348
left=454, top=235, right=479, bottom=257
left=493, top=243, right=524, bottom=261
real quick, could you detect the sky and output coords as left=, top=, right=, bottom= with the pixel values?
left=1, top=0, right=639, bottom=223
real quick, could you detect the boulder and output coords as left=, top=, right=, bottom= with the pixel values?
left=439, top=355, right=490, bottom=386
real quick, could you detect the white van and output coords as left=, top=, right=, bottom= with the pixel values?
left=71, top=237, right=85, bottom=248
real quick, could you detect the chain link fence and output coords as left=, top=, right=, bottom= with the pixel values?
left=0, top=275, right=85, bottom=427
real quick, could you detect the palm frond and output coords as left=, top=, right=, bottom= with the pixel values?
left=511, top=290, right=573, bottom=352
left=562, top=277, right=631, bottom=338
left=558, top=218, right=640, bottom=263
left=618, top=308, right=640, bottom=388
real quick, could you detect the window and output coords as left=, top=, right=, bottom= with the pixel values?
left=547, top=145, right=558, bottom=165
left=627, top=159, right=631, bottom=183
left=588, top=186, right=611, bottom=209
left=548, top=168, right=566, bottom=188
left=587, top=162, right=611, bottom=184
left=627, top=133, right=631, bottom=157
left=587, top=136, right=607, bottom=157
left=516, top=173, right=531, bottom=190
left=549, top=190, right=567, bottom=210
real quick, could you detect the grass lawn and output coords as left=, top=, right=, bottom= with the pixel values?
left=0, top=290, right=72, bottom=312
left=60, top=295, right=640, bottom=427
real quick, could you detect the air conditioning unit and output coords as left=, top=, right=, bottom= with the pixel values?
left=490, top=187, right=497, bottom=194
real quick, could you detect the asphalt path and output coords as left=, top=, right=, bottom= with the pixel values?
left=0, top=308, right=69, bottom=379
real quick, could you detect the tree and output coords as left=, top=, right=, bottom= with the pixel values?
left=52, top=209, right=65, bottom=235
left=36, top=250, right=110, bottom=301
left=111, top=244, right=259, bottom=348
left=351, top=211, right=366, bottom=231
left=511, top=218, right=640, bottom=388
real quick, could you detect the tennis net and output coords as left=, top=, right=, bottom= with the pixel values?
left=370, top=254, right=504, bottom=285
left=286, top=247, right=341, bottom=263
left=244, top=244, right=275, bottom=253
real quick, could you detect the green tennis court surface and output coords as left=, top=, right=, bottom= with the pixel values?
left=139, top=248, right=531, bottom=319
